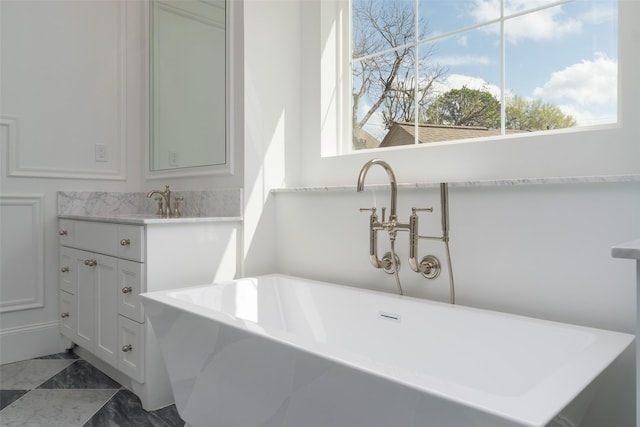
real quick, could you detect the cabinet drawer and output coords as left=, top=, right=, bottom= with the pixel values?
left=118, top=316, right=145, bottom=383
left=74, top=221, right=119, bottom=255
left=117, top=225, right=145, bottom=262
left=59, top=291, right=76, bottom=341
left=58, top=219, right=74, bottom=246
left=118, top=260, right=145, bottom=323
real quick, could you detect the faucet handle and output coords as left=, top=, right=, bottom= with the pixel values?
left=411, top=207, right=433, bottom=215
left=154, top=196, right=164, bottom=216
left=174, top=196, right=184, bottom=218
left=359, top=207, right=379, bottom=219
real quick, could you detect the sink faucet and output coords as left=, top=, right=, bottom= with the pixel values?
left=147, top=185, right=172, bottom=217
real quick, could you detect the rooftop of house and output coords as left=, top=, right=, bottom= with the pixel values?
left=378, top=122, right=531, bottom=147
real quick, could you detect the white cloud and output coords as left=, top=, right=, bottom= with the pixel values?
left=532, top=53, right=617, bottom=106
left=555, top=104, right=616, bottom=127
left=579, top=3, right=616, bottom=25
left=470, top=0, right=582, bottom=43
left=433, top=54, right=493, bottom=67
left=457, top=35, right=468, bottom=47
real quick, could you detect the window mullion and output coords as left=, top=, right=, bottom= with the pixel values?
left=500, top=0, right=506, bottom=134
left=414, top=0, right=420, bottom=145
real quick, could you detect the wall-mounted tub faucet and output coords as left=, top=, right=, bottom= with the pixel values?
left=357, top=159, right=399, bottom=223
left=357, top=159, right=455, bottom=303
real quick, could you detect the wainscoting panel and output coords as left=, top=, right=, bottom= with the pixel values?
left=0, top=194, right=45, bottom=313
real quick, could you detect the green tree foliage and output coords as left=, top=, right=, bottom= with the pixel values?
left=505, top=95, right=577, bottom=130
left=424, top=88, right=576, bottom=131
left=424, top=86, right=500, bottom=128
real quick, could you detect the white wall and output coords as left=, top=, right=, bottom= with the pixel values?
left=0, top=0, right=146, bottom=363
left=0, top=0, right=243, bottom=363
left=242, top=0, right=301, bottom=276
left=273, top=182, right=639, bottom=426
left=241, top=0, right=639, bottom=425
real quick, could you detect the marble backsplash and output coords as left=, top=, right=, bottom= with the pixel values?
left=58, top=188, right=242, bottom=218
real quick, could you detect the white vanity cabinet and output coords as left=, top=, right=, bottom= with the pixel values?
left=58, top=220, right=145, bottom=381
left=58, top=216, right=240, bottom=410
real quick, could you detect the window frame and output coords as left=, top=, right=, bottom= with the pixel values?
left=309, top=0, right=636, bottom=186
left=348, top=0, right=618, bottom=152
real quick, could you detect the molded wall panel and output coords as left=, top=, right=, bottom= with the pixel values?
left=0, top=195, right=45, bottom=313
left=0, top=0, right=126, bottom=179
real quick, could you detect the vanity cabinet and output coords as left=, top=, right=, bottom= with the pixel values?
left=58, top=216, right=240, bottom=409
left=58, top=221, right=144, bottom=381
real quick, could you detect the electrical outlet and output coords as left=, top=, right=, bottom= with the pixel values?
left=95, top=144, right=107, bottom=162
left=169, top=150, right=179, bottom=166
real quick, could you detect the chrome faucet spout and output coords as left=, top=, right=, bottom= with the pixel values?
left=356, top=159, right=398, bottom=220
left=146, top=185, right=172, bottom=216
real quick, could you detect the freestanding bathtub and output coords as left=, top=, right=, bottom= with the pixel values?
left=141, top=274, right=633, bottom=427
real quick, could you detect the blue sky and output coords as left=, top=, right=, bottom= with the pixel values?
left=354, top=0, right=618, bottom=134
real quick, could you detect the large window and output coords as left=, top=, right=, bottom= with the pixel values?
left=351, top=0, right=618, bottom=150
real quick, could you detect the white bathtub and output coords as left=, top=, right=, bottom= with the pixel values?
left=141, top=274, right=633, bottom=427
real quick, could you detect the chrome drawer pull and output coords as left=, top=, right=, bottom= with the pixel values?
left=60, top=267, right=69, bottom=273
left=59, top=230, right=68, bottom=236
left=122, top=287, right=133, bottom=294
left=122, top=344, right=133, bottom=352
left=120, top=238, right=131, bottom=246
left=84, top=259, right=97, bottom=267
left=60, top=312, right=70, bottom=318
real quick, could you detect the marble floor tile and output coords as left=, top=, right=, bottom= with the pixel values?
left=0, top=388, right=117, bottom=427
left=38, top=360, right=121, bottom=390
left=0, top=360, right=75, bottom=390
left=84, top=389, right=183, bottom=427
left=0, top=390, right=28, bottom=410
left=1, top=353, right=184, bottom=427
left=35, top=352, right=80, bottom=360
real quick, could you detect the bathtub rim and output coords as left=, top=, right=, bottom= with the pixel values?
left=140, top=273, right=634, bottom=427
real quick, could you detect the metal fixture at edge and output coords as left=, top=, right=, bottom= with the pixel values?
left=420, top=255, right=441, bottom=279
left=357, top=159, right=456, bottom=303
left=381, top=252, right=401, bottom=274
left=147, top=185, right=173, bottom=217
left=357, top=160, right=411, bottom=269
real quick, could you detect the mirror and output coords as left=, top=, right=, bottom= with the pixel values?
left=150, top=0, right=227, bottom=173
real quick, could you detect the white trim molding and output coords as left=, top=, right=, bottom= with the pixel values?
left=0, top=321, right=65, bottom=364
left=0, top=194, right=45, bottom=313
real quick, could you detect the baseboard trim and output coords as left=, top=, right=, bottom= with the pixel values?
left=0, top=321, right=67, bottom=364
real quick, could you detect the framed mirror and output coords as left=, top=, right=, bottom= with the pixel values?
left=148, top=0, right=230, bottom=177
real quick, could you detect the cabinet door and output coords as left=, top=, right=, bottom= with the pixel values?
left=59, top=246, right=76, bottom=294
left=117, top=225, right=145, bottom=262
left=118, top=316, right=145, bottom=383
left=75, top=251, right=96, bottom=350
left=118, top=259, right=145, bottom=323
left=59, top=291, right=76, bottom=341
left=58, top=219, right=74, bottom=247
left=94, top=254, right=119, bottom=368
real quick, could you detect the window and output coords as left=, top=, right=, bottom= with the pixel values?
left=351, top=0, right=618, bottom=151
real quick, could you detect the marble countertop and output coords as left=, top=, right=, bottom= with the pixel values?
left=272, top=174, right=640, bottom=193
left=58, top=214, right=242, bottom=225
left=612, top=240, right=640, bottom=260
